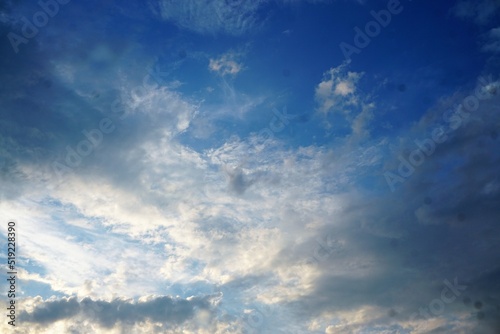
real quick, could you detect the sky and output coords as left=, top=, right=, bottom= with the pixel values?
left=0, top=0, right=500, bottom=333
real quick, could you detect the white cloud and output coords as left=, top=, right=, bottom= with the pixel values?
left=209, top=52, right=244, bottom=76
left=315, top=63, right=363, bottom=114
left=315, top=63, right=376, bottom=139
left=1, top=99, right=389, bottom=330
left=350, top=103, right=375, bottom=139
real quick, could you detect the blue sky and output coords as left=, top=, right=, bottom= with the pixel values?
left=0, top=0, right=500, bottom=333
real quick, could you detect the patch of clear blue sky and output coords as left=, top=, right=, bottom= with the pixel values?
left=166, top=0, right=488, bottom=154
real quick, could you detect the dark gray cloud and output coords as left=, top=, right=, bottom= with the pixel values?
left=228, top=168, right=252, bottom=194
left=268, top=84, right=500, bottom=331
left=226, top=167, right=275, bottom=195
left=20, top=294, right=218, bottom=328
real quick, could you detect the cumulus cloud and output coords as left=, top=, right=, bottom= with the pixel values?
left=315, top=63, right=364, bottom=114
left=19, top=295, right=217, bottom=327
left=314, top=63, right=375, bottom=139
left=2, top=294, right=223, bottom=333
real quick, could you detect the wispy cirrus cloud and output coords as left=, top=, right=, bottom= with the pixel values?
left=453, top=0, right=500, bottom=25
left=154, top=0, right=265, bottom=35
left=482, top=27, right=500, bottom=53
